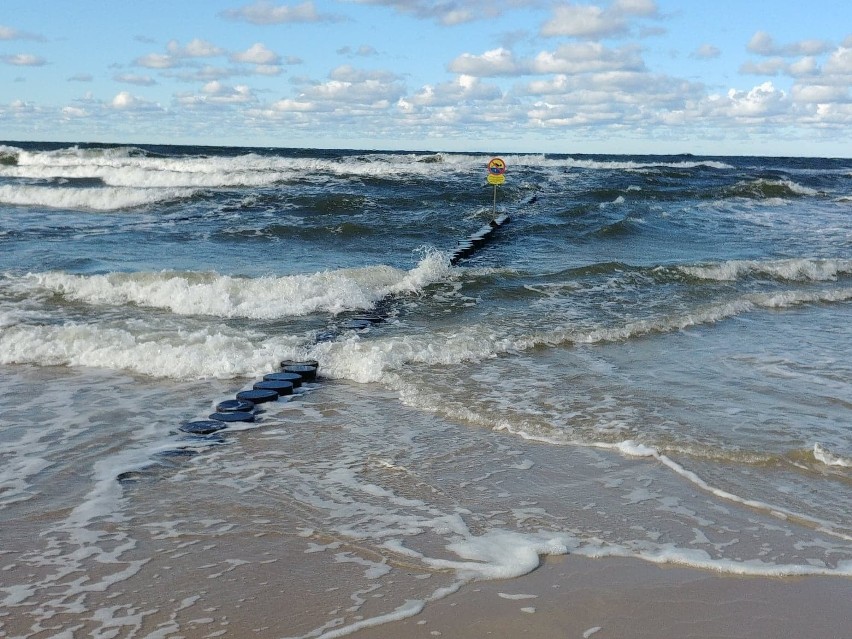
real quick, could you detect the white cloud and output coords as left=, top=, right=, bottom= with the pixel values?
left=202, top=82, right=257, bottom=103
left=254, top=65, right=283, bottom=76
left=282, top=66, right=406, bottom=112
left=448, top=43, right=644, bottom=77
left=740, top=58, right=788, bottom=76
left=541, top=4, right=614, bottom=38
left=824, top=46, right=852, bottom=75
left=448, top=48, right=521, bottom=76
left=338, top=45, right=379, bottom=57
left=0, top=25, right=45, bottom=41
left=136, top=39, right=224, bottom=70
left=540, top=1, right=659, bottom=39
left=347, top=0, right=499, bottom=25
left=114, top=73, right=158, bottom=86
left=402, top=75, right=502, bottom=108
left=167, top=38, right=224, bottom=58
left=270, top=98, right=317, bottom=112
left=531, top=43, right=645, bottom=74
left=68, top=73, right=94, bottom=82
left=135, top=53, right=178, bottom=69
left=691, top=44, right=721, bottom=60
left=613, top=0, right=658, bottom=16
left=1, top=53, right=47, bottom=66
left=61, top=106, right=89, bottom=118
left=704, top=82, right=788, bottom=120
left=747, top=31, right=831, bottom=57
left=220, top=1, right=337, bottom=24
left=788, top=56, right=819, bottom=77
left=791, top=83, right=849, bottom=103
left=110, top=91, right=161, bottom=111
left=231, top=43, right=281, bottom=65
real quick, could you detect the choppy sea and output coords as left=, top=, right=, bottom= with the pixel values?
left=1, top=142, right=850, bottom=637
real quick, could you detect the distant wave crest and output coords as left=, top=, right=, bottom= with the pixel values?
left=678, top=258, right=852, bottom=283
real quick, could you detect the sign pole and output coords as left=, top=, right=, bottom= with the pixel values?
left=493, top=183, right=498, bottom=216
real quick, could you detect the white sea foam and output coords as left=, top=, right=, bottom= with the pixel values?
left=0, top=184, right=197, bottom=210
left=813, top=443, right=852, bottom=468
left=680, top=258, right=852, bottom=282
left=775, top=179, right=819, bottom=196
left=14, top=251, right=452, bottom=318
left=312, top=287, right=852, bottom=384
left=0, top=321, right=304, bottom=379
left=592, top=440, right=852, bottom=543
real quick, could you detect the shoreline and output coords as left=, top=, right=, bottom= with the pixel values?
left=349, top=554, right=852, bottom=639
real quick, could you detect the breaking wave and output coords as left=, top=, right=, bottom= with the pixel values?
left=678, top=258, right=852, bottom=282
left=7, top=251, right=453, bottom=319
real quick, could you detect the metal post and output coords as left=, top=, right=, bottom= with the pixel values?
left=493, top=184, right=497, bottom=216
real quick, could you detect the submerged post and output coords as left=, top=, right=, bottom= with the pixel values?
left=486, top=157, right=506, bottom=216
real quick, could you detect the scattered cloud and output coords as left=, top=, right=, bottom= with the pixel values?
left=114, top=73, right=158, bottom=86
left=337, top=45, right=378, bottom=57
left=135, top=53, right=178, bottom=69
left=200, top=81, right=257, bottom=103
left=136, top=39, right=225, bottom=69
left=740, top=58, right=789, bottom=76
left=449, top=48, right=522, bottom=76
left=347, top=0, right=474, bottom=25
left=168, top=38, right=225, bottom=58
left=703, top=81, right=789, bottom=121
left=61, top=106, right=89, bottom=118
left=448, top=43, right=645, bottom=77
left=220, top=1, right=340, bottom=24
left=231, top=43, right=281, bottom=65
left=541, top=0, right=660, bottom=39
left=691, top=44, right=721, bottom=60
left=399, top=75, right=502, bottom=109
left=1, top=53, right=47, bottom=66
left=0, top=24, right=45, bottom=41
left=110, top=91, right=161, bottom=110
left=68, top=73, right=94, bottom=82
left=747, top=31, right=831, bottom=57
left=291, top=65, right=405, bottom=108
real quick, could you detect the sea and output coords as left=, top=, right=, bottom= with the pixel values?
left=0, top=142, right=850, bottom=638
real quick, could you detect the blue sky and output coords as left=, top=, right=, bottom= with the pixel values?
left=1, top=0, right=850, bottom=155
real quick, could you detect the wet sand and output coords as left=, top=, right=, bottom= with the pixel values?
left=351, top=555, right=852, bottom=639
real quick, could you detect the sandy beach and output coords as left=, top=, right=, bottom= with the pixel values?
left=350, top=555, right=852, bottom=639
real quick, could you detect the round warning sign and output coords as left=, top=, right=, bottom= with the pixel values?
left=487, top=157, right=507, bottom=175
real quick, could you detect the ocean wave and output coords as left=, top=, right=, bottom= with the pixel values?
left=0, top=321, right=305, bottom=379
left=311, top=287, right=852, bottom=384
left=0, top=145, right=19, bottom=166
left=1, top=162, right=295, bottom=189
left=0, top=184, right=198, bottom=211
left=726, top=178, right=820, bottom=199
left=813, top=443, right=852, bottom=468
left=12, top=251, right=453, bottom=318
left=677, top=258, right=852, bottom=282
left=8, top=147, right=466, bottom=184
left=5, top=146, right=738, bottom=190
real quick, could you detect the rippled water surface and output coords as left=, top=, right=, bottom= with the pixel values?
left=1, top=142, right=850, bottom=637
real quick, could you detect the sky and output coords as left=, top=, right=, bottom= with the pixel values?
left=1, top=0, right=850, bottom=155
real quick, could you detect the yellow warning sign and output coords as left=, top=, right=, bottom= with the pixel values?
left=487, top=174, right=505, bottom=185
